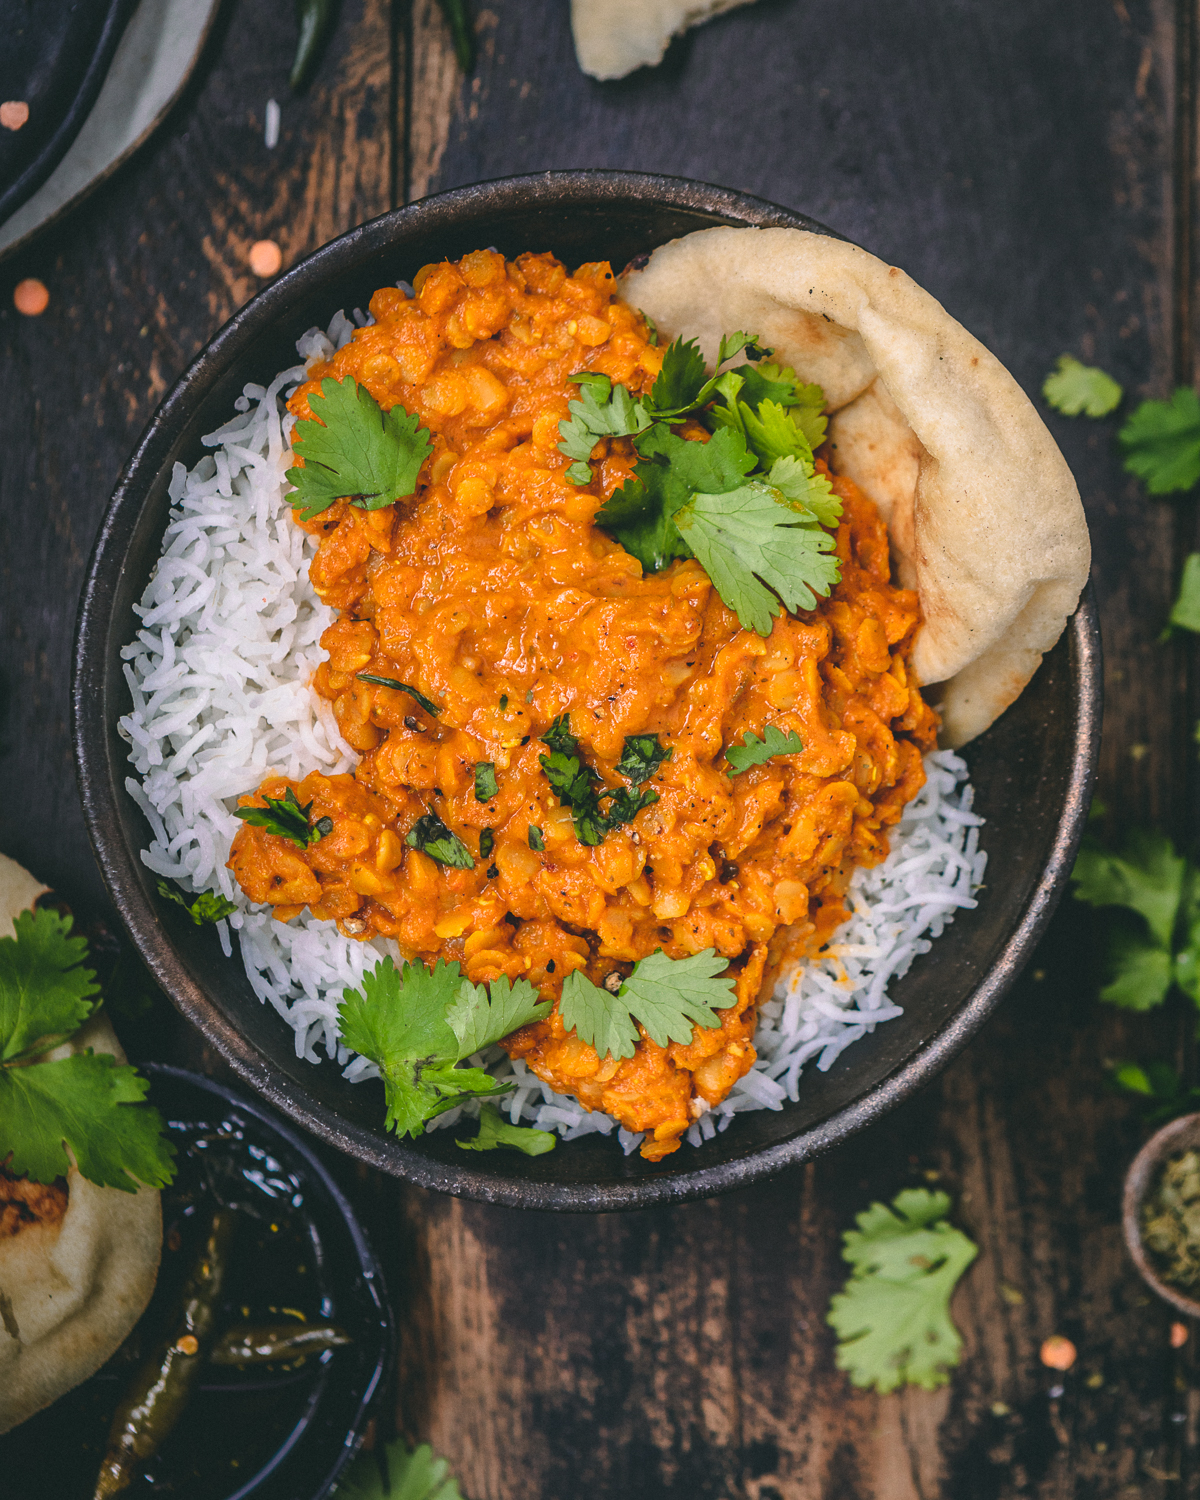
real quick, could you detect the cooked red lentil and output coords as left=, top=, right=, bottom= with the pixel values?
left=226, top=248, right=938, bottom=1159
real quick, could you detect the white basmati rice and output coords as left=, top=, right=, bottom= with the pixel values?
left=119, top=318, right=986, bottom=1153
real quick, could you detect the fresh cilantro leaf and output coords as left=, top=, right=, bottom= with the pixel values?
left=444, top=973, right=550, bottom=1057
left=1072, top=828, right=1185, bottom=950
left=1119, top=388, right=1200, bottom=494
left=720, top=365, right=828, bottom=448
left=1174, top=866, right=1200, bottom=1003
left=767, top=455, right=842, bottom=527
left=0, top=907, right=100, bottom=1062
left=405, top=812, right=475, bottom=869
left=827, top=1188, right=978, bottom=1393
left=156, top=879, right=238, bottom=928
left=716, top=330, right=758, bottom=365
left=234, top=788, right=332, bottom=848
left=557, top=374, right=653, bottom=482
left=641, top=311, right=659, bottom=347
left=479, top=827, right=494, bottom=859
left=337, top=958, right=523, bottom=1138
left=1108, top=1059, right=1200, bottom=1124
left=356, top=673, right=441, bottom=715
left=528, top=825, right=545, bottom=851
left=1167, top=553, right=1200, bottom=634
left=474, top=761, right=499, bottom=801
left=614, top=734, right=673, bottom=786
left=740, top=398, right=819, bottom=469
left=1043, top=355, right=1123, bottom=418
left=1, top=1051, right=175, bottom=1191
left=455, top=1103, right=557, bottom=1156
left=726, top=724, right=804, bottom=775
left=676, top=481, right=841, bottom=635
left=559, top=948, right=733, bottom=1061
left=646, top=336, right=709, bottom=416
left=601, top=785, right=660, bottom=829
left=342, top=1436, right=465, bottom=1500
left=1097, top=920, right=1175, bottom=1009
left=287, top=376, right=433, bottom=520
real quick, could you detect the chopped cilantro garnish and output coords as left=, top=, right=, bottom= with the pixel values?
left=827, top=1189, right=977, bottom=1393
left=156, top=879, right=238, bottom=927
left=499, top=693, right=508, bottom=711
left=1042, top=355, right=1123, bottom=418
left=234, top=787, right=333, bottom=848
left=613, top=733, right=672, bottom=786
left=474, top=761, right=499, bottom=801
left=726, top=725, right=804, bottom=775
left=1119, top=388, right=1200, bottom=494
left=337, top=957, right=549, bottom=1138
left=558, top=947, right=733, bottom=1061
left=356, top=673, right=441, bottom=715
left=538, top=715, right=659, bottom=846
left=286, top=376, right=433, bottom=520
left=528, top=825, right=545, bottom=851
left=641, top=310, right=659, bottom=346
left=406, top=812, right=475, bottom=869
left=0, top=908, right=175, bottom=1192
left=455, top=1103, right=556, bottom=1156
left=479, top=827, right=495, bottom=859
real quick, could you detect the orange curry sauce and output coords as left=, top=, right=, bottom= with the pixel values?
left=226, top=249, right=938, bottom=1159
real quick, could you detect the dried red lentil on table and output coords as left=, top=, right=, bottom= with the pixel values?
left=226, top=248, right=938, bottom=1159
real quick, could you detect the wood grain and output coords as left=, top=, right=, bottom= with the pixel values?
left=0, top=0, right=1193, bottom=1495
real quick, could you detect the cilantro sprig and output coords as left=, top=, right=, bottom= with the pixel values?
left=156, top=879, right=238, bottom=927
left=563, top=329, right=842, bottom=635
left=337, top=958, right=550, bottom=1137
left=1042, top=355, right=1123, bottom=418
left=1119, top=388, right=1200, bottom=495
left=0, top=908, right=175, bottom=1193
left=726, top=724, right=804, bottom=775
left=827, top=1188, right=978, bottom=1393
left=342, top=1435, right=465, bottom=1500
left=234, top=787, right=332, bottom=848
left=538, top=715, right=661, bottom=847
left=559, top=948, right=733, bottom=1061
left=455, top=1103, right=556, bottom=1156
left=287, top=376, right=434, bottom=521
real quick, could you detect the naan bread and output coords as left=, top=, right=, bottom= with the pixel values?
left=0, top=856, right=162, bottom=1435
left=620, top=227, right=1090, bottom=747
left=570, top=0, right=758, bottom=80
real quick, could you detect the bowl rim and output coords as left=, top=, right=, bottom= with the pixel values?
left=73, top=168, right=1103, bottom=1212
left=1122, top=1111, right=1200, bottom=1319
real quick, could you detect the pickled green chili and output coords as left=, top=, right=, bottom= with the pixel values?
left=437, top=0, right=475, bottom=73
left=290, top=0, right=336, bottom=92
left=209, top=1320, right=352, bottom=1366
left=93, top=1210, right=235, bottom=1498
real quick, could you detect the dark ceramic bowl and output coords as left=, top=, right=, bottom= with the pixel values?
left=1123, top=1113, right=1200, bottom=1319
left=73, top=170, right=1101, bottom=1211
left=0, top=1066, right=391, bottom=1499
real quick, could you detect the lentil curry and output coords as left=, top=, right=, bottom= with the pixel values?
left=226, top=249, right=939, bottom=1159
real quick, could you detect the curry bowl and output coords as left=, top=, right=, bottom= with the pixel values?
left=73, top=170, right=1101, bottom=1211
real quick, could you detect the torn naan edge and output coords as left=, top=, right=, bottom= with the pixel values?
left=620, top=227, right=1090, bottom=747
left=0, top=856, right=161, bottom=1435
left=570, top=0, right=758, bottom=80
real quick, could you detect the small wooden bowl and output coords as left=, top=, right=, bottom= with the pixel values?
left=1123, top=1113, right=1200, bottom=1318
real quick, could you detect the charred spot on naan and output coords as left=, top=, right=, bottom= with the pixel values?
left=0, top=1168, right=68, bottom=1239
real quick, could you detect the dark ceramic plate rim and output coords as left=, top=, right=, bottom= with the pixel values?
left=141, top=1064, right=392, bottom=1499
left=0, top=0, right=137, bottom=227
left=73, top=169, right=1102, bottom=1211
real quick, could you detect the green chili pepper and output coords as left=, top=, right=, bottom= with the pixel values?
left=93, top=1210, right=235, bottom=1499
left=209, top=1320, right=352, bottom=1366
left=290, top=0, right=337, bottom=92
left=437, top=0, right=475, bottom=73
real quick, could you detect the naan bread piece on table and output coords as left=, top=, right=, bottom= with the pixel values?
left=570, top=0, right=759, bottom=80
left=620, top=227, right=1090, bottom=747
left=0, top=853, right=162, bottom=1435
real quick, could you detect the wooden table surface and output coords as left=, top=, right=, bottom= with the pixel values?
left=0, top=1, right=1194, bottom=1495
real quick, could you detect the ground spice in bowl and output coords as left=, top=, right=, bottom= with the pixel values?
left=1141, top=1149, right=1200, bottom=1291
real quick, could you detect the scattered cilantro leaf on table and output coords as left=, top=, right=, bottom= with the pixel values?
left=0, top=907, right=100, bottom=1061
left=827, top=1188, right=978, bottom=1393
left=726, top=725, right=804, bottom=775
left=559, top=948, right=733, bottom=1061
left=286, top=376, right=433, bottom=520
left=1166, top=553, right=1200, bottom=635
left=473, top=761, right=499, bottom=801
left=342, top=1436, right=465, bottom=1500
left=337, top=957, right=550, bottom=1138
left=455, top=1103, right=556, bottom=1156
left=1119, top=388, right=1200, bottom=494
left=1108, top=1059, right=1200, bottom=1124
left=234, top=787, right=332, bottom=848
left=156, top=879, right=237, bottom=928
left=2, top=1051, right=176, bottom=1192
left=356, top=673, right=441, bottom=715
left=406, top=812, right=475, bottom=869
left=1042, top=355, right=1123, bottom=418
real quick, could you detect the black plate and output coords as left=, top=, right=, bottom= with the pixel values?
left=0, top=1066, right=391, bottom=1499
left=72, top=170, right=1102, bottom=1211
left=0, top=0, right=137, bottom=226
